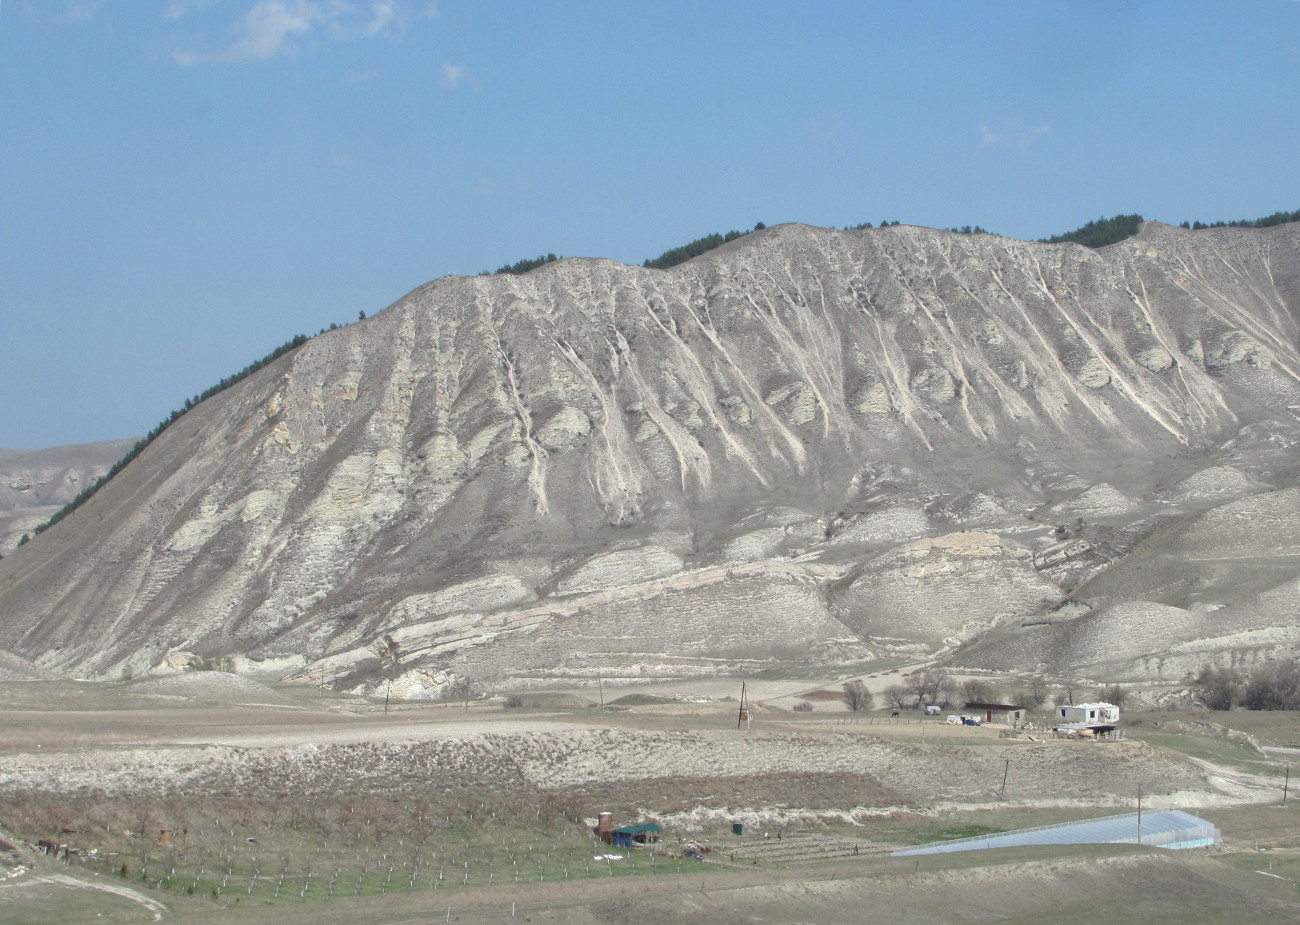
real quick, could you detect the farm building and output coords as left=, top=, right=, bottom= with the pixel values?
left=963, top=701, right=1025, bottom=725
left=610, top=823, right=662, bottom=848
left=595, top=813, right=662, bottom=847
left=1058, top=702, right=1120, bottom=725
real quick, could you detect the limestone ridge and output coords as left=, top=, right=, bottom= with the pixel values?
left=3, top=221, right=1300, bottom=690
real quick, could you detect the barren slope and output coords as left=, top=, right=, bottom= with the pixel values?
left=3, top=221, right=1300, bottom=689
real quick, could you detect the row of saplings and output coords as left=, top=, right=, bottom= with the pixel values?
left=833, top=670, right=1125, bottom=714
left=1197, top=659, right=1300, bottom=711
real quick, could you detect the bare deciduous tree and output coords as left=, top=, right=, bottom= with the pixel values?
left=883, top=684, right=910, bottom=711
left=904, top=668, right=954, bottom=707
left=1030, top=676, right=1050, bottom=706
left=841, top=680, right=873, bottom=712
left=371, top=633, right=402, bottom=713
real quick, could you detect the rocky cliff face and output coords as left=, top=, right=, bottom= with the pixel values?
left=3, top=221, right=1300, bottom=690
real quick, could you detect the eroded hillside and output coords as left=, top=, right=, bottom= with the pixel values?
left=2, top=221, right=1300, bottom=690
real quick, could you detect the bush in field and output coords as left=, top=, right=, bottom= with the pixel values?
left=1097, top=683, right=1128, bottom=708
left=1240, top=660, right=1300, bottom=710
left=1196, top=666, right=1241, bottom=710
left=1193, top=662, right=1300, bottom=710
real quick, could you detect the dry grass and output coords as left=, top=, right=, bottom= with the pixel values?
left=2, top=679, right=1298, bottom=923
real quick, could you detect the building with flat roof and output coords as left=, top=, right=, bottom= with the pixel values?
left=1058, top=702, right=1120, bottom=724
left=963, top=701, right=1025, bottom=725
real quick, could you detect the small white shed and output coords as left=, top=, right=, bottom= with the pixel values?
left=1058, top=702, right=1120, bottom=724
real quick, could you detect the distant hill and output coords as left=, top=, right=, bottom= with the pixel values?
left=0, top=440, right=137, bottom=554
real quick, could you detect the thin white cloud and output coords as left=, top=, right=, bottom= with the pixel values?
left=442, top=62, right=468, bottom=87
left=66, top=1, right=102, bottom=22
left=366, top=1, right=395, bottom=36
left=229, top=0, right=317, bottom=61
left=174, top=0, right=406, bottom=65
left=978, top=122, right=1051, bottom=152
left=978, top=124, right=1002, bottom=149
left=163, top=0, right=218, bottom=21
left=328, top=153, right=359, bottom=169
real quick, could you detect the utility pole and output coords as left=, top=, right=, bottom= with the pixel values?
left=1284, top=765, right=1291, bottom=806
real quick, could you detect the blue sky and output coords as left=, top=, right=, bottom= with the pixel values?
left=2, top=1, right=1298, bottom=449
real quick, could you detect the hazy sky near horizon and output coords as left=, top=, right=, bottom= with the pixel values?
left=2, top=1, right=1298, bottom=449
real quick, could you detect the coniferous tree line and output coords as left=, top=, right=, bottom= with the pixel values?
left=1041, top=214, right=1144, bottom=248
left=489, top=253, right=560, bottom=276
left=641, top=222, right=767, bottom=270
left=484, top=206, right=1300, bottom=284
left=26, top=334, right=310, bottom=541
left=1179, top=208, right=1300, bottom=231
left=844, top=220, right=902, bottom=231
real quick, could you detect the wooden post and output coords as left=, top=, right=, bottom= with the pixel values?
left=1000, top=758, right=1010, bottom=799
left=1284, top=766, right=1290, bottom=806
left=1137, top=782, right=1142, bottom=843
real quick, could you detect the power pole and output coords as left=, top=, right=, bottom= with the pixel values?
left=1137, top=782, right=1142, bottom=844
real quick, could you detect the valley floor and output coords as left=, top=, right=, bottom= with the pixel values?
left=1, top=674, right=1298, bottom=923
